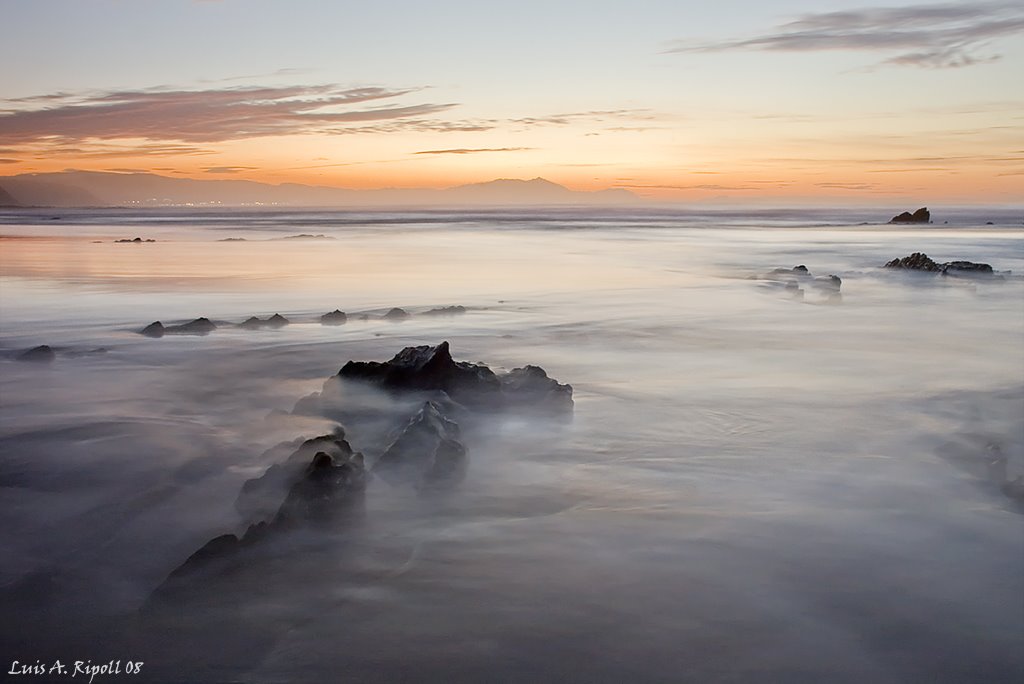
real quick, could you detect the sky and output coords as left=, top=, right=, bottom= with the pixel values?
left=0, top=0, right=1022, bottom=203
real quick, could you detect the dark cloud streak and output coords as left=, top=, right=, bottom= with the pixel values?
left=670, top=2, right=1024, bottom=69
left=0, top=85, right=456, bottom=147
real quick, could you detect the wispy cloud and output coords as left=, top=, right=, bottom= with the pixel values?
left=669, top=2, right=1024, bottom=68
left=614, top=183, right=759, bottom=191
left=0, top=85, right=456, bottom=147
left=203, top=166, right=259, bottom=174
left=413, top=147, right=531, bottom=155
left=0, top=158, right=20, bottom=164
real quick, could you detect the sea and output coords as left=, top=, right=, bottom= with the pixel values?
left=1, top=206, right=1022, bottom=682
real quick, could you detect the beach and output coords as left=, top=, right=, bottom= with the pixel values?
left=1, top=208, right=1022, bottom=682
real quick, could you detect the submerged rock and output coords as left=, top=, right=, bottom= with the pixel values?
left=373, top=401, right=467, bottom=488
left=16, top=345, right=55, bottom=363
left=140, top=321, right=165, bottom=338
left=942, top=261, right=994, bottom=277
left=236, top=428, right=359, bottom=522
left=384, top=307, right=410, bottom=320
left=889, top=207, right=930, bottom=224
left=240, top=313, right=290, bottom=330
left=421, top=305, right=468, bottom=316
left=166, top=318, right=217, bottom=335
left=320, top=309, right=348, bottom=325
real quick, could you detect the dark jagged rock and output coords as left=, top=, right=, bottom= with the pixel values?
left=373, top=401, right=467, bottom=488
left=165, top=317, right=217, bottom=335
left=884, top=253, right=998, bottom=278
left=274, top=450, right=367, bottom=525
left=240, top=313, right=290, bottom=330
left=114, top=237, right=156, bottom=243
left=236, top=428, right=358, bottom=522
left=942, top=261, right=994, bottom=276
left=885, top=252, right=941, bottom=271
left=154, top=447, right=366, bottom=596
left=337, top=341, right=573, bottom=413
left=140, top=321, right=165, bottom=338
left=421, top=305, right=468, bottom=316
left=500, top=365, right=576, bottom=414
left=889, top=207, right=930, bottom=224
left=384, top=307, right=410, bottom=320
left=16, top=345, right=55, bottom=363
left=320, top=309, right=348, bottom=325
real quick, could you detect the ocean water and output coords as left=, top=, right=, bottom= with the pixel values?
left=1, top=208, right=1022, bottom=682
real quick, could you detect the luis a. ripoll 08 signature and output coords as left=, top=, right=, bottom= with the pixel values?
left=8, top=660, right=143, bottom=682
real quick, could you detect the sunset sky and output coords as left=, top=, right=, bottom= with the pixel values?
left=1, top=0, right=1022, bottom=203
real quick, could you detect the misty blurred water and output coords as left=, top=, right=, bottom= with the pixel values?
left=1, top=209, right=1022, bottom=682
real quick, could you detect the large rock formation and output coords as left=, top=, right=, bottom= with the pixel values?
left=337, top=341, right=573, bottom=413
left=889, top=207, right=930, bottom=224
left=152, top=342, right=572, bottom=601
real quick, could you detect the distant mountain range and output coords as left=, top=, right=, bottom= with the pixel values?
left=0, top=171, right=637, bottom=208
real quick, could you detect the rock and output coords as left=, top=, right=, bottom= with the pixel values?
left=885, top=253, right=998, bottom=278
left=373, top=401, right=467, bottom=488
left=889, top=207, right=930, bottom=224
left=240, top=314, right=289, bottom=329
left=812, top=275, right=842, bottom=292
left=320, top=310, right=348, bottom=325
left=114, top=237, right=155, bottom=243
left=500, top=365, right=576, bottom=414
left=942, top=261, right=994, bottom=276
left=384, top=307, right=410, bottom=320
left=16, top=345, right=55, bottom=363
left=236, top=428, right=357, bottom=522
left=165, top=317, right=217, bottom=335
left=274, top=449, right=367, bottom=525
left=140, top=321, right=165, bottom=338
left=885, top=252, right=941, bottom=271
left=421, top=305, right=467, bottom=316
left=338, top=341, right=573, bottom=413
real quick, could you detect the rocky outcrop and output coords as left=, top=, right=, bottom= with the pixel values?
left=884, top=253, right=997, bottom=277
left=139, top=318, right=216, bottom=337
left=153, top=342, right=571, bottom=601
left=373, top=401, right=467, bottom=488
left=320, top=310, right=348, bottom=325
left=384, top=307, right=410, bottom=320
left=421, top=305, right=467, bottom=316
left=16, top=345, right=55, bottom=363
left=235, top=428, right=359, bottom=522
left=337, top=341, right=573, bottom=413
left=240, top=313, right=289, bottom=329
left=889, top=207, right=930, bottom=224
left=114, top=237, right=156, bottom=243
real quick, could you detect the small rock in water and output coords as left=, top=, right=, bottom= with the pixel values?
left=16, top=345, right=56, bottom=363
left=114, top=237, right=155, bottom=243
left=140, top=321, right=166, bottom=338
left=373, top=401, right=467, bottom=488
left=889, top=207, right=930, bottom=224
left=384, top=307, right=410, bottom=320
left=165, top=317, right=217, bottom=335
left=320, top=309, right=348, bottom=325
left=885, top=252, right=941, bottom=271
left=421, top=305, right=467, bottom=316
left=240, top=313, right=290, bottom=329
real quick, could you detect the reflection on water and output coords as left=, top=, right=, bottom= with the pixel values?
left=1, top=210, right=1022, bottom=682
